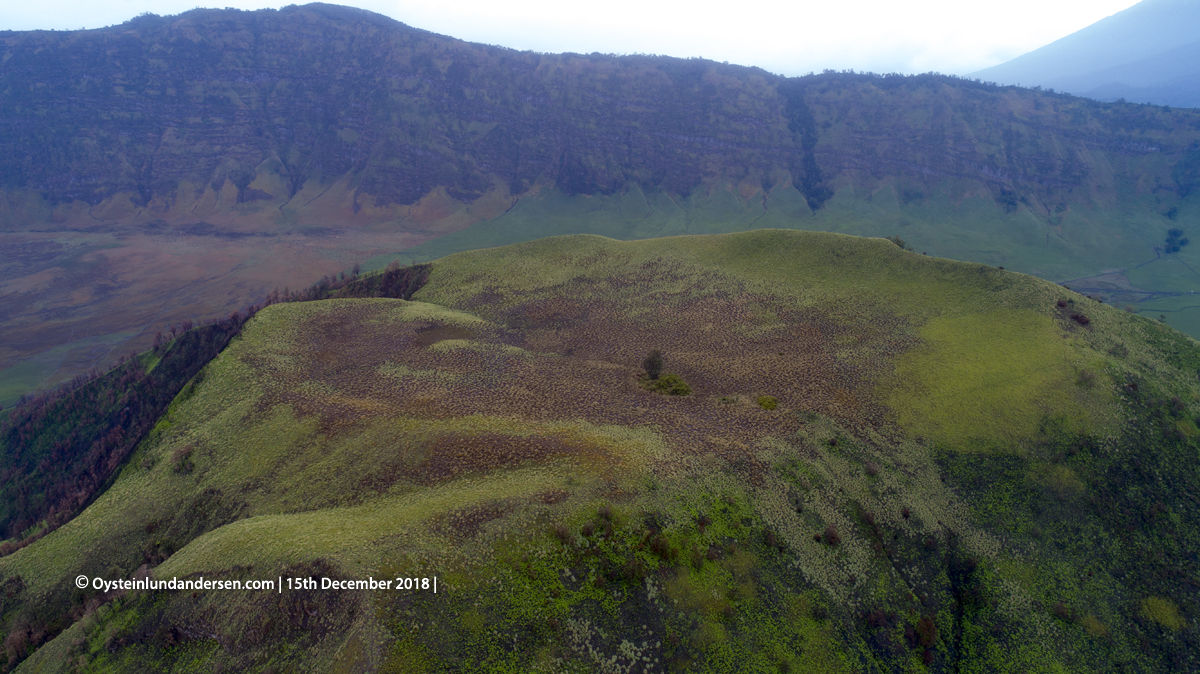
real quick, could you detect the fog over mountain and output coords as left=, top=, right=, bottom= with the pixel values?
left=972, top=0, right=1200, bottom=107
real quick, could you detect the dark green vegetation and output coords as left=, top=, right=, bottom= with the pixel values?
left=640, top=350, right=691, bottom=395
left=1, top=230, right=1197, bottom=672
left=642, top=373, right=692, bottom=396
left=643, top=350, right=665, bottom=381
left=0, top=317, right=247, bottom=550
left=1164, top=228, right=1189, bottom=253
left=4, top=3, right=1200, bottom=405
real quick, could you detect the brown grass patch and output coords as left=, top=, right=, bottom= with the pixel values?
left=412, top=432, right=613, bottom=484
left=240, top=259, right=913, bottom=489
left=537, top=489, right=570, bottom=504
left=433, top=502, right=514, bottom=537
left=413, top=324, right=475, bottom=348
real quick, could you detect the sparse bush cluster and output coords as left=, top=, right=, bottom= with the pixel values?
left=1165, top=228, right=1189, bottom=253
left=643, top=373, right=691, bottom=395
left=638, top=349, right=690, bottom=395
left=1054, top=297, right=1092, bottom=326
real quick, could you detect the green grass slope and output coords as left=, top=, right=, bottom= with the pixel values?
left=2, top=230, right=1198, bottom=672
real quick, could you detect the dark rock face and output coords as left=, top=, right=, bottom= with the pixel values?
left=0, top=4, right=799, bottom=211
left=2, top=3, right=1198, bottom=221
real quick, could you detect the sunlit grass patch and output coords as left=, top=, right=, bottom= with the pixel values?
left=426, top=339, right=532, bottom=357
left=1029, top=463, right=1085, bottom=499
left=1141, top=596, right=1187, bottom=631
left=153, top=464, right=574, bottom=576
left=1080, top=614, right=1110, bottom=638
left=373, top=300, right=491, bottom=327
left=882, top=309, right=1111, bottom=450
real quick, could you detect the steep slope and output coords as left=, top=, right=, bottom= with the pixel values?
left=1, top=231, right=1197, bottom=672
left=4, top=3, right=1200, bottom=405
left=972, top=0, right=1200, bottom=107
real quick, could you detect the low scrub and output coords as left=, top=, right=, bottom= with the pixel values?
left=642, top=373, right=691, bottom=395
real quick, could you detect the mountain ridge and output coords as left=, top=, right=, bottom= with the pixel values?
left=3, top=2, right=1200, bottom=407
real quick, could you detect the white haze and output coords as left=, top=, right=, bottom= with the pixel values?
left=0, top=0, right=1141, bottom=76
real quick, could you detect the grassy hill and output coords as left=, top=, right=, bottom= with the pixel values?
left=1, top=230, right=1197, bottom=672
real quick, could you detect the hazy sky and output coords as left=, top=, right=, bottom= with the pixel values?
left=0, top=0, right=1141, bottom=76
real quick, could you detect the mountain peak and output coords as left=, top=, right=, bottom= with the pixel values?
left=972, top=0, right=1200, bottom=107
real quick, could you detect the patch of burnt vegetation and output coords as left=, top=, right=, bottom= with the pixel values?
left=263, top=260, right=431, bottom=304
left=326, top=261, right=432, bottom=300
left=412, top=324, right=475, bottom=348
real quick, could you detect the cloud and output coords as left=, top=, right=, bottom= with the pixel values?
left=0, top=0, right=1140, bottom=75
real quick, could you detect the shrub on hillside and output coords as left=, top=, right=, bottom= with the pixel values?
left=757, top=395, right=778, bottom=410
left=1165, top=228, right=1189, bottom=253
left=171, top=445, right=195, bottom=474
left=643, top=373, right=691, bottom=396
left=1077, top=369, right=1097, bottom=388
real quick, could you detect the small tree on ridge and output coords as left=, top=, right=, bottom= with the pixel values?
left=642, top=349, right=663, bottom=380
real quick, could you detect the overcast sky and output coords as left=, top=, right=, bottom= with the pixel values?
left=0, top=0, right=1141, bottom=76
